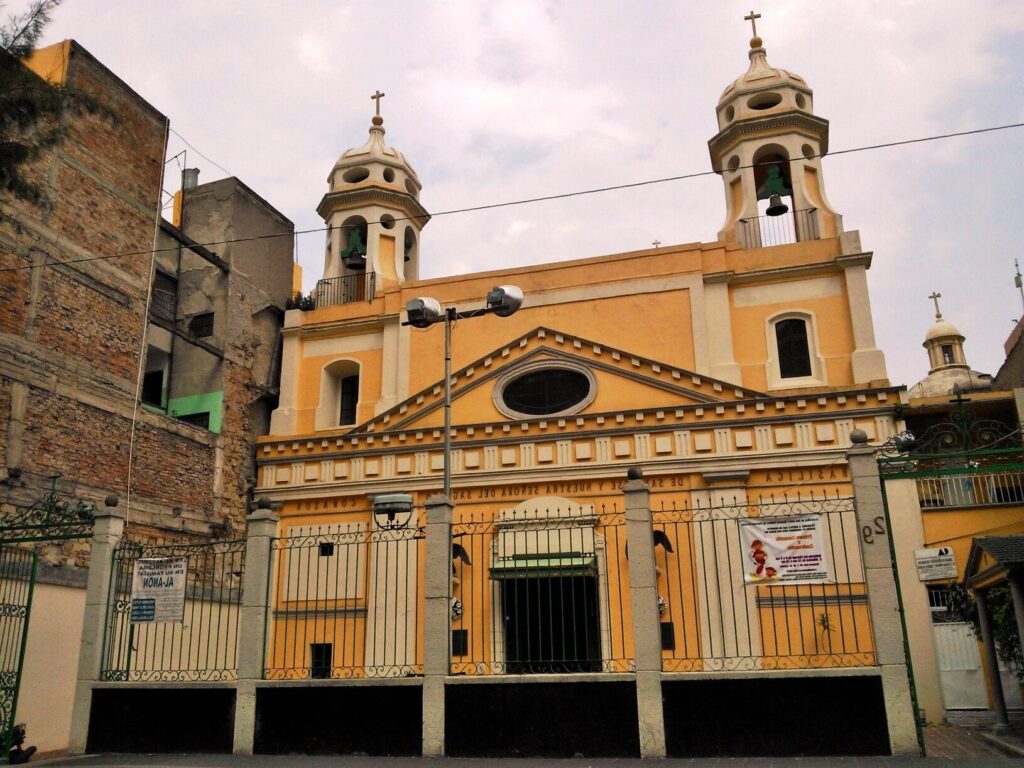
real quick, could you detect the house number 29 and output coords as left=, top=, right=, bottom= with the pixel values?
left=861, top=516, right=885, bottom=544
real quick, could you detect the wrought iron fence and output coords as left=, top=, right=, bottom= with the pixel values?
left=265, top=522, right=424, bottom=679
left=916, top=469, right=1024, bottom=509
left=736, top=207, right=819, bottom=249
left=0, top=547, right=36, bottom=749
left=450, top=504, right=632, bottom=675
left=101, top=539, right=245, bottom=682
left=314, top=273, right=375, bottom=307
left=653, top=493, right=874, bottom=672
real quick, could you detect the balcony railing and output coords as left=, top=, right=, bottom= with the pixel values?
left=314, top=273, right=375, bottom=308
left=917, top=470, right=1024, bottom=509
left=737, top=207, right=819, bottom=249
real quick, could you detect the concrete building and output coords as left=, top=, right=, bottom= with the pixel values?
left=0, top=41, right=293, bottom=754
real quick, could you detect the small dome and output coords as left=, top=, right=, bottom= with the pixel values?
left=908, top=368, right=992, bottom=399
left=924, top=318, right=963, bottom=343
left=718, top=38, right=810, bottom=108
left=329, top=114, right=422, bottom=198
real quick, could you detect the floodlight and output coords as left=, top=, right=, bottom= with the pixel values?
left=486, top=285, right=524, bottom=318
left=406, top=297, right=443, bottom=328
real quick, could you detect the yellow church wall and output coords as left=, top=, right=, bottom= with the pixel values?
left=921, top=505, right=1024, bottom=582
left=404, top=289, right=697, bottom=396
left=292, top=347, right=383, bottom=434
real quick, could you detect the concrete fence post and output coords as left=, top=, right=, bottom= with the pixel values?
left=67, top=497, right=125, bottom=755
left=422, top=494, right=453, bottom=757
left=622, top=468, right=667, bottom=758
left=232, top=504, right=279, bottom=755
left=847, top=430, right=920, bottom=755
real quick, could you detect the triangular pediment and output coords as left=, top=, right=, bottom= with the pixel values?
left=354, top=327, right=763, bottom=436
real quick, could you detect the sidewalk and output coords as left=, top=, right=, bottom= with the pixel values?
left=925, top=722, right=1024, bottom=759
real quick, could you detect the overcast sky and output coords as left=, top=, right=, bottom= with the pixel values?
left=40, top=0, right=1024, bottom=390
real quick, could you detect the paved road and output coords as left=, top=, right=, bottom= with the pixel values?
left=33, top=755, right=1024, bottom=768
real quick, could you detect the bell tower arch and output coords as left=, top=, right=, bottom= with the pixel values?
left=708, top=16, right=842, bottom=248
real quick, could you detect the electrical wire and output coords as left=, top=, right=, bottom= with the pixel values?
left=169, top=128, right=233, bottom=177
left=1, top=120, right=1022, bottom=276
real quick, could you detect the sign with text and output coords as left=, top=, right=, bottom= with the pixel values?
left=914, top=547, right=957, bottom=581
left=130, top=557, right=187, bottom=623
left=738, top=515, right=832, bottom=584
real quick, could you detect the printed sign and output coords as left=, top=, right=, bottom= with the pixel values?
left=915, top=547, right=957, bottom=581
left=738, top=515, right=832, bottom=584
left=130, top=557, right=187, bottom=623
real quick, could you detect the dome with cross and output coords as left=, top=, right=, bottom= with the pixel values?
left=329, top=91, right=422, bottom=201
left=715, top=11, right=815, bottom=130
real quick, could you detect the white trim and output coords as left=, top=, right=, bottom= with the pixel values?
left=492, top=359, right=598, bottom=420
left=315, top=358, right=362, bottom=431
left=764, top=310, right=827, bottom=390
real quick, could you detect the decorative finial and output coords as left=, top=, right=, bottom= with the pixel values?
left=652, top=240, right=661, bottom=248
left=744, top=10, right=762, bottom=48
left=370, top=89, right=385, bottom=126
left=928, top=291, right=943, bottom=319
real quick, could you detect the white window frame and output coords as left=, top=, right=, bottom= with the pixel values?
left=492, top=359, right=597, bottom=420
left=765, top=310, right=826, bottom=390
left=315, top=358, right=361, bottom=430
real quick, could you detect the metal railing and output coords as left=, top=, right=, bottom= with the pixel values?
left=149, top=288, right=176, bottom=324
left=265, top=522, right=423, bottom=679
left=916, top=470, right=1024, bottom=509
left=736, top=207, right=819, bottom=249
left=653, top=494, right=874, bottom=672
left=101, top=539, right=245, bottom=682
left=314, top=273, right=375, bottom=308
left=450, top=505, right=632, bottom=675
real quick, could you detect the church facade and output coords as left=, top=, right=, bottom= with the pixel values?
left=250, top=22, right=915, bottom=757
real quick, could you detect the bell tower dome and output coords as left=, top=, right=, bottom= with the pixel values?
left=708, top=13, right=842, bottom=248
left=316, top=91, right=431, bottom=294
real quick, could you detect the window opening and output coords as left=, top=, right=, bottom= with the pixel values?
left=309, top=643, right=333, bottom=679
left=941, top=344, right=954, bottom=365
left=339, top=374, right=359, bottom=426
left=319, top=542, right=335, bottom=557
left=502, top=369, right=591, bottom=416
left=141, top=370, right=164, bottom=407
left=776, top=318, right=812, bottom=379
left=177, top=412, right=210, bottom=430
left=189, top=312, right=214, bottom=338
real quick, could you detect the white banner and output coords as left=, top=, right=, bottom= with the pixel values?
left=130, top=557, right=187, bottom=623
left=738, top=515, right=832, bottom=584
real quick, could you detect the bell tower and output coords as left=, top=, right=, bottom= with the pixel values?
left=708, top=13, right=842, bottom=247
left=316, top=92, right=430, bottom=295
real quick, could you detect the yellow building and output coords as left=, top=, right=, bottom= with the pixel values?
left=252, top=21, right=915, bottom=758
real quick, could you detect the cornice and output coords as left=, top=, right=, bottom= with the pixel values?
left=316, top=186, right=431, bottom=224
left=708, top=113, right=831, bottom=172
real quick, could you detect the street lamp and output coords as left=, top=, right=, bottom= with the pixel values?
left=404, top=285, right=524, bottom=498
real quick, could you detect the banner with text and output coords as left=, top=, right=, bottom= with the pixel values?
left=738, top=515, right=832, bottom=584
left=130, top=557, right=187, bottom=623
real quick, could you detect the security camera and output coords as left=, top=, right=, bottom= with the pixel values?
left=486, top=285, right=524, bottom=318
left=406, top=297, right=443, bottom=328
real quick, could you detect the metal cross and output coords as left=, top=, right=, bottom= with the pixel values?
left=744, top=10, right=761, bottom=37
left=928, top=291, right=942, bottom=318
left=371, top=90, right=385, bottom=117
left=652, top=240, right=661, bottom=248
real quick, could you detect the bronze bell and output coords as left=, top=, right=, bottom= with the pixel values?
left=765, top=193, right=789, bottom=217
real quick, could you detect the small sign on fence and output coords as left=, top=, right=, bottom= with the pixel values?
left=914, top=547, right=957, bottom=581
left=738, top=515, right=832, bottom=584
left=130, top=557, right=187, bottom=623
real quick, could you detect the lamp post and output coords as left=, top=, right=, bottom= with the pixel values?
left=405, top=286, right=524, bottom=498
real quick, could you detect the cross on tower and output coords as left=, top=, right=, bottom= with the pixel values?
left=744, top=10, right=761, bottom=37
left=928, top=291, right=943, bottom=318
left=371, top=90, right=385, bottom=117
left=652, top=240, right=661, bottom=248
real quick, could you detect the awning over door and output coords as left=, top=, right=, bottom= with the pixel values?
left=490, top=555, right=597, bottom=580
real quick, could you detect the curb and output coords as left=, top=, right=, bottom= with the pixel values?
left=981, top=731, right=1024, bottom=758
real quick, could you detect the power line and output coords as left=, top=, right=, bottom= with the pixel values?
left=169, top=128, right=233, bottom=178
left=1, top=120, right=1022, bottom=276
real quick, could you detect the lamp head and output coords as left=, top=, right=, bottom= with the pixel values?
left=406, top=297, right=443, bottom=328
left=487, top=285, right=524, bottom=318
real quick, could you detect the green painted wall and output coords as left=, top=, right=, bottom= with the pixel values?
left=168, top=391, right=224, bottom=433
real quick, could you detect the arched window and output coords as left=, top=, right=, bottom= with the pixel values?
left=776, top=318, right=812, bottom=378
left=766, top=312, right=825, bottom=389
left=316, top=359, right=361, bottom=430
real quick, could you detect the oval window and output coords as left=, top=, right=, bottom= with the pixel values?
left=501, top=368, right=591, bottom=416
left=747, top=92, right=782, bottom=110
left=342, top=166, right=370, bottom=183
